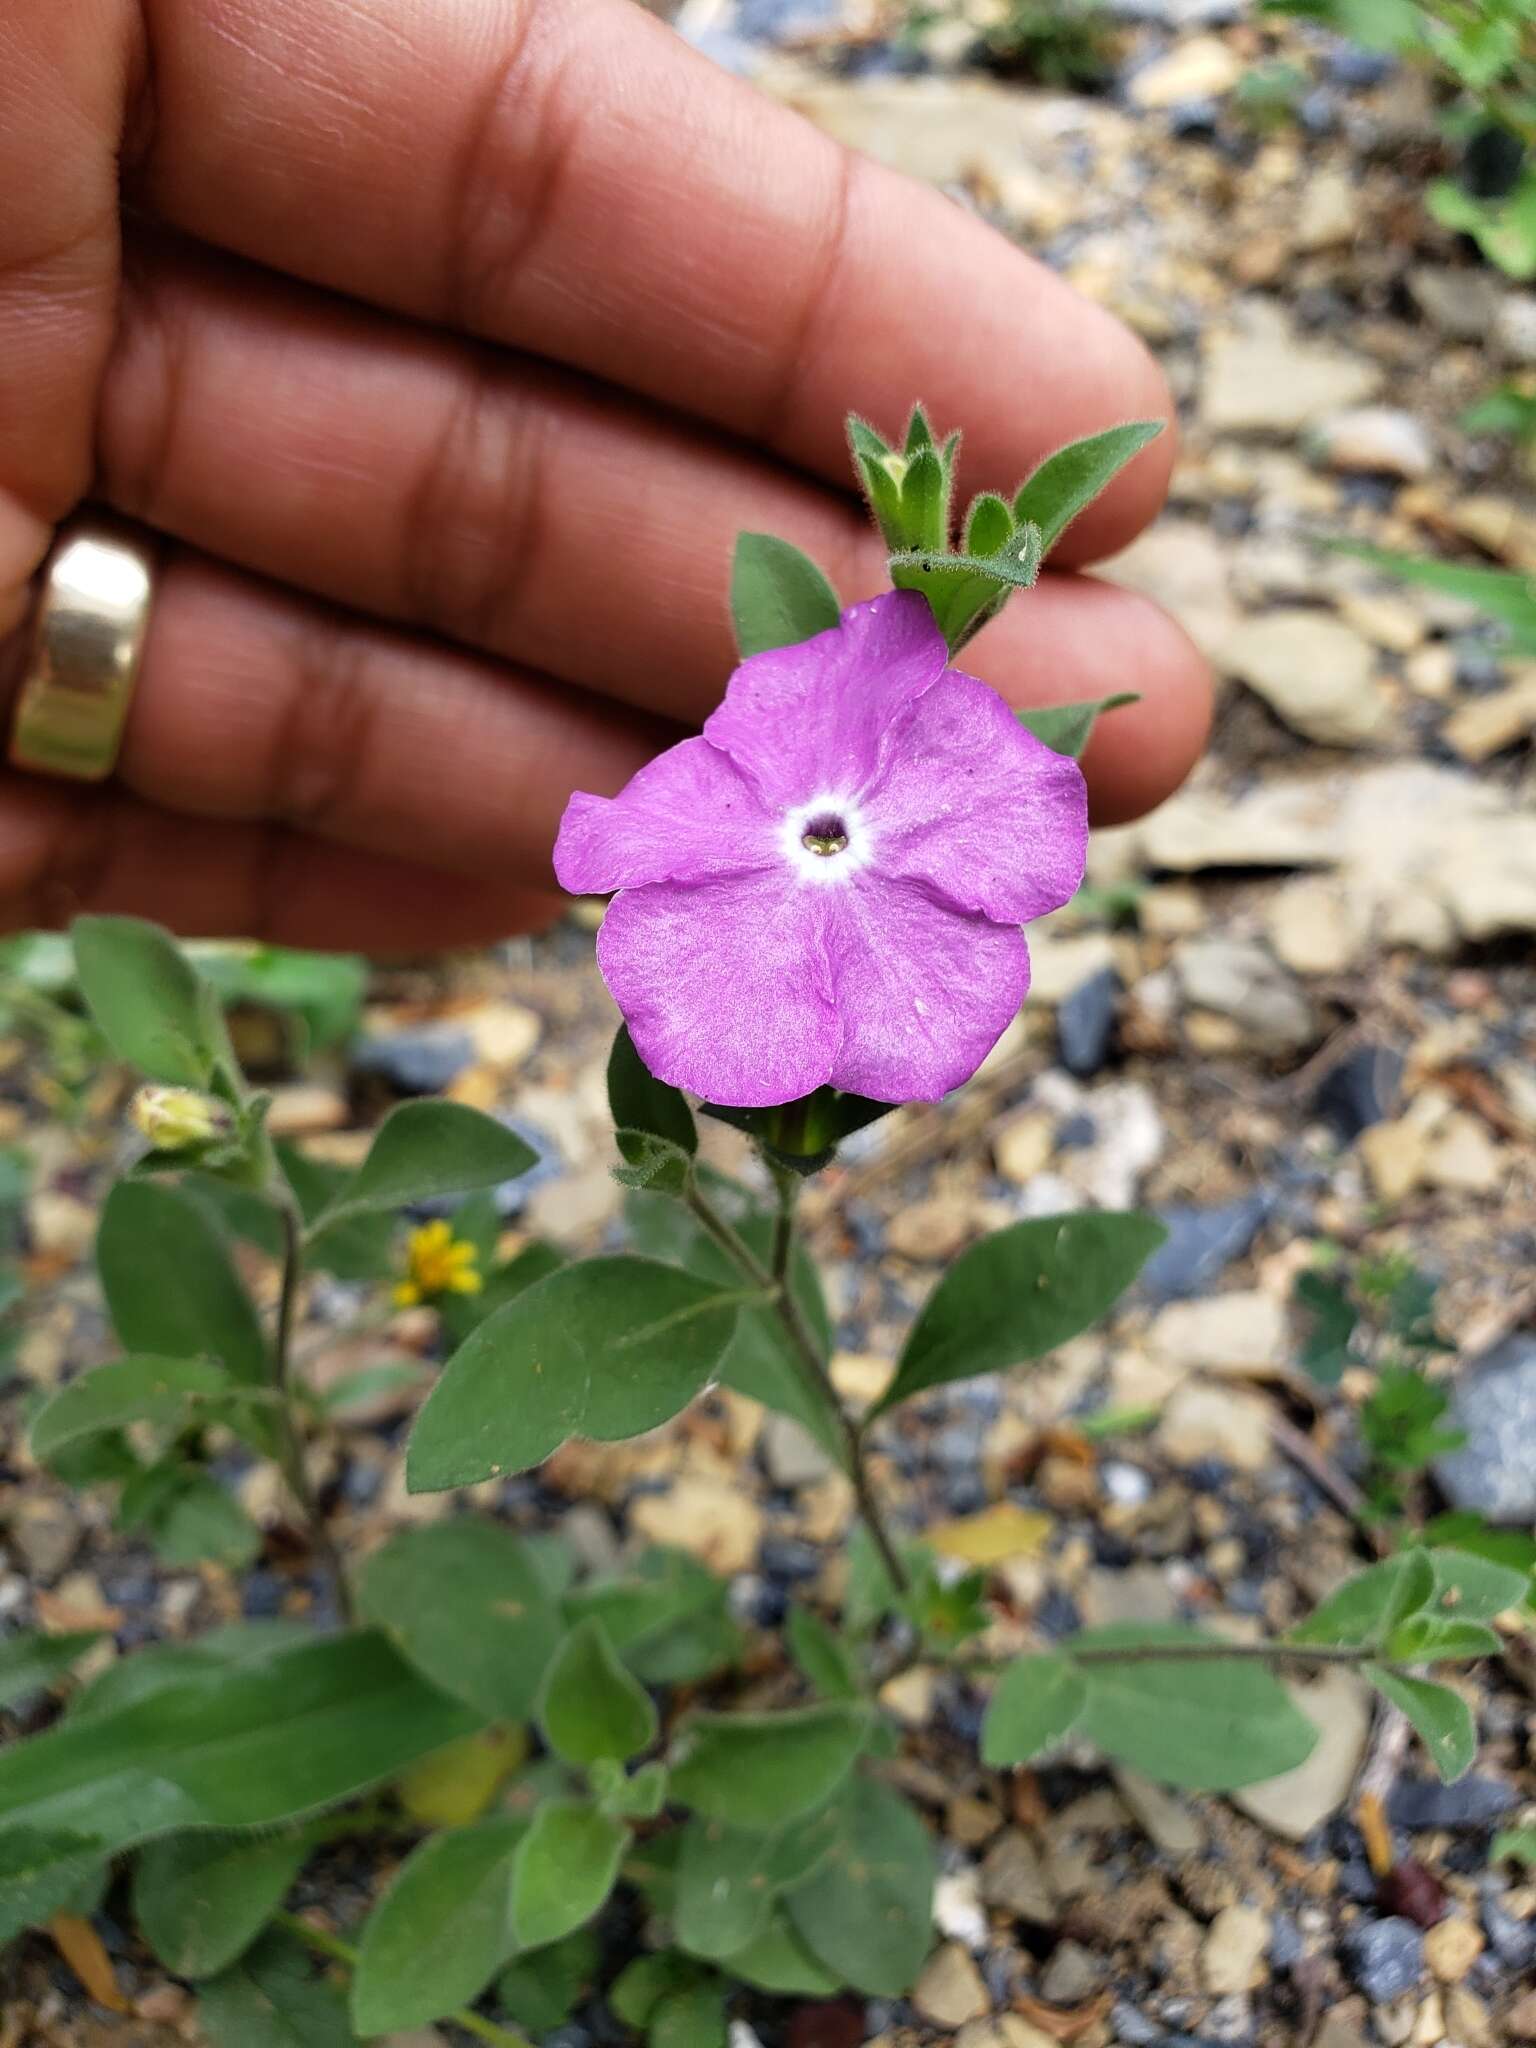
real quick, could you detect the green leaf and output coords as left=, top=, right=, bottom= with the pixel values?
left=904, top=405, right=935, bottom=456
left=355, top=1522, right=565, bottom=1723
left=275, top=1146, right=393, bottom=1284
left=1070, top=1626, right=1317, bottom=1790
left=350, top=1819, right=523, bottom=2032
left=981, top=1652, right=1088, bottom=1767
left=1366, top=1667, right=1477, bottom=1783
left=1386, top=1617, right=1502, bottom=1662
left=898, top=446, right=948, bottom=552
left=510, top=1800, right=627, bottom=1950
left=675, top=1807, right=840, bottom=1960
left=565, top=1547, right=742, bottom=1687
left=30, top=1356, right=243, bottom=1461
left=1012, top=421, right=1165, bottom=553
left=668, top=1704, right=867, bottom=1831
left=0, top=1631, right=102, bottom=1710
left=199, top=1929, right=355, bottom=2048
left=407, top=1256, right=744, bottom=1490
left=609, top=1025, right=697, bottom=1155
left=1295, top=1269, right=1357, bottom=1387
left=1332, top=541, right=1536, bottom=653
left=1427, top=1546, right=1531, bottom=1622
left=97, top=1180, right=270, bottom=1392
left=786, top=1605, right=861, bottom=1702
left=627, top=1174, right=841, bottom=1461
left=591, top=1756, right=668, bottom=1820
left=721, top=1912, right=841, bottom=1996
left=120, top=1464, right=261, bottom=1570
left=652, top=1980, right=730, bottom=2048
left=134, top=1829, right=313, bottom=1979
left=730, top=534, right=841, bottom=657
left=1290, top=1550, right=1438, bottom=1650
left=192, top=945, right=366, bottom=1057
left=0, top=1631, right=478, bottom=1857
left=72, top=914, right=226, bottom=1088
left=316, top=1361, right=424, bottom=1416
left=613, top=1129, right=694, bottom=1194
left=1015, top=692, right=1140, bottom=760
left=441, top=1238, right=568, bottom=1347
left=784, top=1777, right=935, bottom=1996
left=964, top=492, right=1013, bottom=555
left=876, top=1211, right=1166, bottom=1415
left=496, top=1928, right=598, bottom=2032
left=538, top=1618, right=657, bottom=1768
left=610, top=1952, right=699, bottom=2028
left=0, top=1827, right=106, bottom=1945
left=315, top=1102, right=536, bottom=1229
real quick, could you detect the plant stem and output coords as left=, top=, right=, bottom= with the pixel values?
left=687, top=1170, right=910, bottom=1597
left=272, top=1912, right=533, bottom=2048
left=965, top=1639, right=1415, bottom=1676
left=271, top=1192, right=354, bottom=1625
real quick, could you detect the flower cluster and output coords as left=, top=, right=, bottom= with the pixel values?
left=556, top=591, right=1087, bottom=1108
left=393, top=1220, right=483, bottom=1308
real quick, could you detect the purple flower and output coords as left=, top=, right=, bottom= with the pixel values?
left=555, top=591, right=1087, bottom=1108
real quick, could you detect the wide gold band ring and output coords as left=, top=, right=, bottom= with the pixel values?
left=8, top=521, right=157, bottom=782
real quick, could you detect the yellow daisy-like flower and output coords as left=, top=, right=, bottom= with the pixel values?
left=393, top=1220, right=484, bottom=1309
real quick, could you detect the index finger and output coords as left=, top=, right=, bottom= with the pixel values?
left=132, top=0, right=1173, bottom=563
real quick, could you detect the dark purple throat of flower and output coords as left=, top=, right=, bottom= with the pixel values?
left=801, top=813, right=849, bottom=858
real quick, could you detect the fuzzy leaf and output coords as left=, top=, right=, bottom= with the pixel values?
left=198, top=1929, right=355, bottom=2048
left=134, top=1829, right=312, bottom=1979
left=510, top=1801, right=627, bottom=1950
left=784, top=1778, right=934, bottom=1996
left=730, top=534, right=841, bottom=656
left=668, top=1704, right=867, bottom=1831
left=538, top=1618, right=657, bottom=1767
left=1366, top=1667, right=1477, bottom=1783
left=72, top=915, right=226, bottom=1089
left=350, top=1821, right=523, bottom=2032
left=1015, top=692, right=1140, bottom=760
left=1012, top=420, right=1164, bottom=552
left=981, top=1652, right=1087, bottom=1767
left=608, top=1025, right=697, bottom=1155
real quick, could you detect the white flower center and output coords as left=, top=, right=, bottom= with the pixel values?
left=780, top=793, right=874, bottom=885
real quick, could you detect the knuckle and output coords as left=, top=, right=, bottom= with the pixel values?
left=266, top=609, right=380, bottom=835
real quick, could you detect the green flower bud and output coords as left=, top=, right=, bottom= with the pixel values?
left=129, top=1085, right=231, bottom=1151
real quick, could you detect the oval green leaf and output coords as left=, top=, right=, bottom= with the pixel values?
left=667, top=1703, right=867, bottom=1832
left=31, top=1357, right=238, bottom=1463
left=72, top=914, right=224, bottom=1088
left=981, top=1652, right=1087, bottom=1767
left=1012, top=420, right=1165, bottom=552
left=98, top=1180, right=269, bottom=1391
left=784, top=1778, right=935, bottom=1996
left=730, top=533, right=841, bottom=656
left=315, top=1101, right=536, bottom=1228
left=877, top=1211, right=1167, bottom=1416
left=134, top=1828, right=312, bottom=1979
left=1366, top=1666, right=1477, bottom=1784
left=538, top=1618, right=657, bottom=1768
left=350, top=1820, right=524, bottom=2032
left=510, top=1800, right=627, bottom=1950
left=406, top=1256, right=743, bottom=1490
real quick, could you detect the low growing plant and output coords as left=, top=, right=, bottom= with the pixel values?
left=4, top=410, right=1530, bottom=2044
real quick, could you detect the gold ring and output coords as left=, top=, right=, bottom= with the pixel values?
left=8, top=521, right=156, bottom=781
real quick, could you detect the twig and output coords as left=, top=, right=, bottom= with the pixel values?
left=270, top=1193, right=354, bottom=1623
left=687, top=1170, right=911, bottom=1596
left=1268, top=1413, right=1391, bottom=1560
left=272, top=1912, right=532, bottom=2048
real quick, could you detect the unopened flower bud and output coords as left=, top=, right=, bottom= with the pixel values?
left=129, top=1086, right=231, bottom=1151
left=879, top=452, right=909, bottom=487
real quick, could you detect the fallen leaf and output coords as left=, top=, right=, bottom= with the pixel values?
left=48, top=1916, right=128, bottom=2012
left=930, top=1502, right=1053, bottom=1566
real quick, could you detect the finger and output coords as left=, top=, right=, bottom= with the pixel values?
left=0, top=0, right=138, bottom=637
left=0, top=771, right=559, bottom=948
left=131, top=0, right=1171, bottom=563
left=93, top=547, right=670, bottom=882
left=98, top=238, right=1211, bottom=821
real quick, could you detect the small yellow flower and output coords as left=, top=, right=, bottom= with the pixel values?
left=393, top=1220, right=484, bottom=1309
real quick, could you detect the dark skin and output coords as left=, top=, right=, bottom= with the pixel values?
left=0, top=0, right=1212, bottom=952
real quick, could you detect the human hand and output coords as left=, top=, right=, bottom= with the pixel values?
left=0, top=0, right=1209, bottom=951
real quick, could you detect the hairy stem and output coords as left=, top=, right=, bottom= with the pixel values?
left=687, top=1170, right=910, bottom=1597
left=272, top=1912, right=532, bottom=2048
left=967, top=1639, right=1417, bottom=1676
left=271, top=1193, right=354, bottom=1625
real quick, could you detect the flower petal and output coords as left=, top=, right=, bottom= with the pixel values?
left=865, top=673, right=1088, bottom=924
left=554, top=736, right=776, bottom=895
left=596, top=872, right=840, bottom=1108
left=703, top=590, right=948, bottom=812
left=823, top=873, right=1030, bottom=1102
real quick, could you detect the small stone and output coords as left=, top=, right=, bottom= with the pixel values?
left=1295, top=167, right=1356, bottom=250
left=947, top=1794, right=1002, bottom=1848
left=1220, top=611, right=1389, bottom=747
left=1233, top=1669, right=1372, bottom=1839
left=1422, top=1915, right=1482, bottom=1983
left=934, top=1867, right=989, bottom=1949
left=958, top=2020, right=1059, bottom=2048
left=1336, top=591, right=1425, bottom=653
left=1038, top=1939, right=1102, bottom=2006
left=1081, top=1564, right=1180, bottom=1627
left=1358, top=1118, right=1428, bottom=1204
left=1442, top=668, right=1536, bottom=760
left=1315, top=1043, right=1404, bottom=1139
left=27, top=1189, right=96, bottom=1261
left=1315, top=408, right=1434, bottom=479
left=1390, top=1774, right=1516, bottom=1829
left=751, top=1416, right=827, bottom=1493
left=1129, top=34, right=1242, bottom=106
left=1158, top=1382, right=1273, bottom=1472
left=1341, top=1918, right=1425, bottom=2004
left=10, top=1496, right=81, bottom=1579
left=1496, top=292, right=1536, bottom=361
left=1423, top=1111, right=1501, bottom=1193
left=1506, top=1988, right=1536, bottom=2040
left=1404, top=643, right=1456, bottom=699
left=463, top=1000, right=541, bottom=1070
left=629, top=1477, right=763, bottom=1575
left=1025, top=926, right=1117, bottom=1005
left=1203, top=305, right=1381, bottom=434
left=1176, top=939, right=1316, bottom=1053
left=878, top=1665, right=936, bottom=1727
left=1444, top=1988, right=1494, bottom=2048
left=1058, top=968, right=1119, bottom=1077
left=1435, top=1336, right=1536, bottom=1523
left=1148, top=1290, right=1286, bottom=1377
left=979, top=1829, right=1057, bottom=1927
left=265, top=1083, right=350, bottom=1136
left=913, top=1942, right=990, bottom=2028
left=1113, top=1768, right=1207, bottom=1857
left=1141, top=1195, right=1271, bottom=1302
left=1266, top=877, right=1361, bottom=975
left=994, top=1112, right=1055, bottom=1186
left=1201, top=1904, right=1271, bottom=1995
left=1408, top=265, right=1504, bottom=342
left=887, top=1195, right=972, bottom=1262
left=353, top=1026, right=476, bottom=1095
